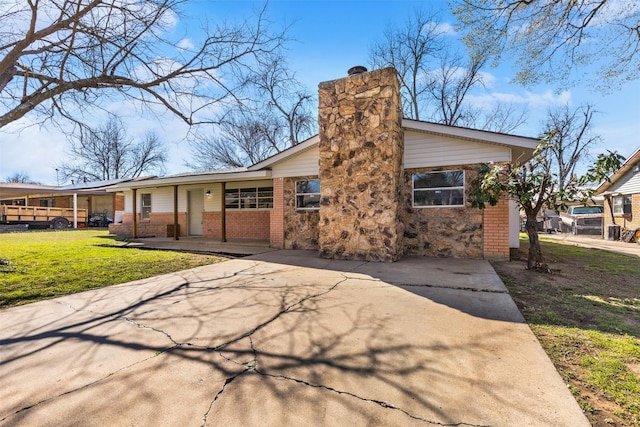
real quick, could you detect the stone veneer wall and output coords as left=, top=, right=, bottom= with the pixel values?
left=317, top=67, right=404, bottom=262
left=283, top=176, right=320, bottom=250
left=401, top=167, right=484, bottom=258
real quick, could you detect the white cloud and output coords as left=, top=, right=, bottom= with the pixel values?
left=177, top=38, right=195, bottom=50
left=425, top=21, right=457, bottom=36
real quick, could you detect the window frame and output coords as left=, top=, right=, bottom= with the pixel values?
left=295, top=179, right=321, bottom=211
left=412, top=170, right=465, bottom=208
left=140, top=193, right=152, bottom=220
left=613, top=195, right=632, bottom=215
left=224, top=186, right=273, bottom=210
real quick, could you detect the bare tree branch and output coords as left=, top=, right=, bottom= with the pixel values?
left=58, top=117, right=166, bottom=182
left=0, top=0, right=286, bottom=129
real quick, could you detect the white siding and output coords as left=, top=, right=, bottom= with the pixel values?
left=609, top=169, right=640, bottom=195
left=403, top=130, right=512, bottom=168
left=151, top=187, right=176, bottom=213
left=272, top=146, right=319, bottom=178
left=509, top=199, right=521, bottom=248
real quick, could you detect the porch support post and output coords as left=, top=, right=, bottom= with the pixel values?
left=73, top=193, right=78, bottom=229
left=173, top=185, right=179, bottom=240
left=132, top=188, right=138, bottom=239
left=221, top=182, right=227, bottom=242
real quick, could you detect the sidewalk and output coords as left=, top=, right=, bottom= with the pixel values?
left=544, top=232, right=640, bottom=257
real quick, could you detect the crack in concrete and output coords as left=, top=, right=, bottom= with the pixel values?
left=196, top=273, right=490, bottom=427
left=11, top=268, right=485, bottom=426
left=4, top=346, right=175, bottom=421
left=253, top=371, right=492, bottom=427
left=397, top=283, right=508, bottom=294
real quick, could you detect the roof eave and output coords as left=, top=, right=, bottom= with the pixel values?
left=106, top=170, right=272, bottom=191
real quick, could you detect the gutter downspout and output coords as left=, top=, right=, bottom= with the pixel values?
left=221, top=182, right=226, bottom=242
left=132, top=188, right=137, bottom=239
left=173, top=185, right=179, bottom=240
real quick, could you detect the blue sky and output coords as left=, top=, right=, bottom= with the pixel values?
left=1, top=0, right=639, bottom=185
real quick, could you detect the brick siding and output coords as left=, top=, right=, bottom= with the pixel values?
left=270, top=178, right=285, bottom=248
left=482, top=196, right=510, bottom=260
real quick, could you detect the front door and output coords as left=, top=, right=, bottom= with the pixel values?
left=188, top=190, right=204, bottom=236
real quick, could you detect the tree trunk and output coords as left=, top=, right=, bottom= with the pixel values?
left=525, top=212, right=548, bottom=271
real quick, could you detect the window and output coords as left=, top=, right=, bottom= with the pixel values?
left=141, top=193, right=151, bottom=220
left=225, top=187, right=273, bottom=209
left=413, top=171, right=465, bottom=207
left=613, top=195, right=632, bottom=215
left=296, top=179, right=320, bottom=210
left=572, top=206, right=604, bottom=215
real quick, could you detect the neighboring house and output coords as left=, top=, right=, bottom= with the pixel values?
left=596, top=146, right=640, bottom=236
left=108, top=67, right=538, bottom=261
left=0, top=179, right=129, bottom=224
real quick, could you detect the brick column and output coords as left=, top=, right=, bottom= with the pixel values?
left=483, top=196, right=510, bottom=260
left=270, top=177, right=285, bottom=248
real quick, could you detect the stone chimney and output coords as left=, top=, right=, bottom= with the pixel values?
left=317, top=67, right=404, bottom=262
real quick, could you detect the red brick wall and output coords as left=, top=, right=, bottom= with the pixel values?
left=109, top=212, right=187, bottom=237
left=110, top=209, right=269, bottom=240
left=270, top=178, right=284, bottom=248
left=114, top=193, right=125, bottom=211
left=483, top=196, right=510, bottom=260
left=603, top=193, right=640, bottom=232
left=202, top=211, right=270, bottom=241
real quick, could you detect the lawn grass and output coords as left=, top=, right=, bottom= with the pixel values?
left=0, top=230, right=226, bottom=308
left=492, top=234, right=640, bottom=426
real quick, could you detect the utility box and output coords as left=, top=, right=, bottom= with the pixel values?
left=166, top=224, right=180, bottom=237
left=607, top=224, right=621, bottom=241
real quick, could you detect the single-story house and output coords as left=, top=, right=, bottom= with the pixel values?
left=108, top=67, right=539, bottom=261
left=596, top=146, right=640, bottom=237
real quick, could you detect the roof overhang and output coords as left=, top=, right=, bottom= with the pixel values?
left=402, top=119, right=539, bottom=165
left=0, top=183, right=114, bottom=200
left=248, top=135, right=320, bottom=171
left=595, top=146, right=640, bottom=195
left=107, top=169, right=273, bottom=191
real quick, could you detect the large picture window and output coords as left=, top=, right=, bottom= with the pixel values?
left=296, top=179, right=320, bottom=210
left=225, top=187, right=273, bottom=209
left=613, top=195, right=632, bottom=215
left=141, top=193, right=152, bottom=219
left=413, top=171, right=465, bottom=207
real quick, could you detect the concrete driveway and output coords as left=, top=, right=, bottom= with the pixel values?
left=0, top=250, right=587, bottom=426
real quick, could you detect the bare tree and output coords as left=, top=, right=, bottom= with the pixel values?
left=368, top=6, right=526, bottom=132
left=542, top=104, right=600, bottom=194
left=186, top=54, right=315, bottom=170
left=58, top=117, right=166, bottom=182
left=426, top=46, right=489, bottom=126
left=186, top=110, right=274, bottom=170
left=453, top=0, right=640, bottom=88
left=250, top=54, right=315, bottom=148
left=4, top=172, right=39, bottom=184
left=0, top=0, right=285, bottom=129
left=369, top=7, right=443, bottom=120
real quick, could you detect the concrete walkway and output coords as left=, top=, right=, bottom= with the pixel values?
left=0, top=251, right=588, bottom=426
left=124, top=237, right=276, bottom=256
left=544, top=232, right=640, bottom=257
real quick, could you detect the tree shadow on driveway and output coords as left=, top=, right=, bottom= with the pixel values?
left=0, top=253, right=585, bottom=426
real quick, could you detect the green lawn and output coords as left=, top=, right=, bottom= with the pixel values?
left=0, top=230, right=226, bottom=308
left=492, top=235, right=640, bottom=426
